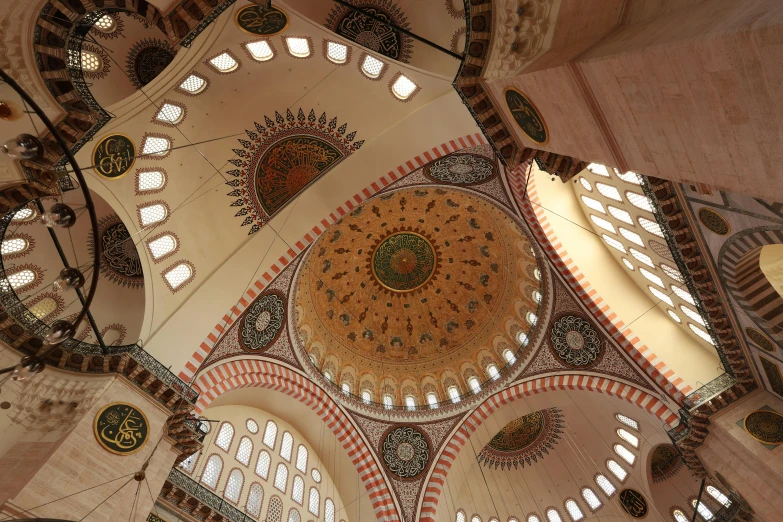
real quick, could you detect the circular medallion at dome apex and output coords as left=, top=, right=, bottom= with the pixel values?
left=294, top=187, right=541, bottom=392
left=424, top=153, right=497, bottom=186
left=370, top=230, right=439, bottom=293
left=241, top=292, right=286, bottom=351
left=550, top=315, right=602, bottom=367
left=381, top=426, right=430, bottom=479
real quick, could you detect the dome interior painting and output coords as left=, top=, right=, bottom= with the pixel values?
left=0, top=1, right=780, bottom=522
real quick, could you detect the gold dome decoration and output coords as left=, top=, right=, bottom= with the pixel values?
left=294, top=187, right=540, bottom=391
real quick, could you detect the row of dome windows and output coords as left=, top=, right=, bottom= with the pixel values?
left=578, top=165, right=714, bottom=346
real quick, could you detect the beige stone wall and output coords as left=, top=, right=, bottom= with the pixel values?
left=1, top=374, right=179, bottom=522
left=697, top=389, right=783, bottom=522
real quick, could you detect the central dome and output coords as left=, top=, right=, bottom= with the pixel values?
left=294, top=187, right=541, bottom=405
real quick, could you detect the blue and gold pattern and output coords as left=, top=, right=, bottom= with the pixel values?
left=94, top=402, right=149, bottom=455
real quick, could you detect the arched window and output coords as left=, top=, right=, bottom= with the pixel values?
left=534, top=268, right=541, bottom=281
left=155, top=103, right=185, bottom=125
left=179, top=450, right=200, bottom=474
left=533, top=290, right=542, bottom=303
left=1, top=237, right=29, bottom=256
left=518, top=331, right=529, bottom=346
left=595, top=474, right=616, bottom=497
left=471, top=516, right=482, bottom=522
left=323, top=370, right=332, bottom=381
left=383, top=394, right=394, bottom=409
left=224, top=468, right=244, bottom=503
left=672, top=509, right=689, bottom=522
left=308, top=487, right=320, bottom=516
left=581, top=487, right=602, bottom=511
left=503, top=349, right=517, bottom=364
left=405, top=395, right=416, bottom=409
left=29, top=297, right=58, bottom=320
left=391, top=74, right=418, bottom=100
left=526, top=312, right=538, bottom=325
left=163, top=262, right=194, bottom=291
left=692, top=499, right=714, bottom=520
left=325, top=498, right=335, bottom=522
left=147, top=234, right=177, bottom=260
left=487, top=364, right=500, bottom=380
left=564, top=500, right=584, bottom=521
left=208, top=51, right=239, bottom=73
left=546, top=508, right=564, bottom=522
left=292, top=475, right=304, bottom=504
left=246, top=483, right=264, bottom=517
left=5, top=268, right=37, bottom=291
left=295, top=445, right=308, bottom=473
left=138, top=203, right=168, bottom=227
left=613, top=444, right=636, bottom=465
left=274, top=463, right=288, bottom=492
left=247, top=418, right=259, bottom=434
left=287, top=508, right=301, bottom=522
left=236, top=436, right=253, bottom=466
left=263, top=420, right=278, bottom=448
left=246, top=40, right=274, bottom=61
left=12, top=208, right=35, bottom=222
left=606, top=459, right=628, bottom=481
left=448, top=386, right=460, bottom=403
left=527, top=516, right=541, bottom=522
left=427, top=392, right=438, bottom=408
left=456, top=511, right=466, bottom=522
left=285, top=37, right=311, bottom=58
left=256, top=450, right=271, bottom=479
left=326, top=41, right=348, bottom=64
left=616, top=170, right=642, bottom=184
left=280, top=432, right=293, bottom=461
left=216, top=422, right=235, bottom=451
left=706, top=486, right=731, bottom=507
left=140, top=135, right=171, bottom=156
left=80, top=50, right=102, bottom=72
left=137, top=169, right=166, bottom=192
left=361, top=390, right=372, bottom=404
left=649, top=285, right=674, bottom=306
left=93, top=14, right=116, bottom=33
left=341, top=381, right=351, bottom=394
left=179, top=73, right=208, bottom=94
left=617, top=428, right=639, bottom=448
left=200, top=455, right=223, bottom=489
left=267, top=496, right=283, bottom=522
left=671, top=284, right=696, bottom=305
left=468, top=377, right=481, bottom=393
left=668, top=310, right=682, bottom=323
left=360, top=54, right=385, bottom=78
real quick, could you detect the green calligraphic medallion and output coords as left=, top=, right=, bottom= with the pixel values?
left=744, top=409, right=783, bottom=445
left=505, top=87, right=548, bottom=144
left=371, top=231, right=437, bottom=293
left=236, top=5, right=289, bottom=36
left=619, top=489, right=648, bottom=519
left=92, top=134, right=135, bottom=180
left=94, top=402, right=149, bottom=455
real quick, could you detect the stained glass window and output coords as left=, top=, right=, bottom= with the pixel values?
left=29, top=297, right=57, bottom=319
left=141, top=136, right=170, bottom=156
left=281, top=432, right=293, bottom=461
left=308, top=487, right=320, bottom=516
left=526, top=312, right=538, bottom=326
left=93, top=14, right=116, bottom=32
left=383, top=394, right=394, bottom=408
left=216, top=422, right=234, bottom=451
left=613, top=444, right=636, bottom=465
left=256, top=450, right=271, bottom=479
left=12, top=208, right=34, bottom=221
left=137, top=170, right=165, bottom=192
left=81, top=51, right=102, bottom=71
left=146, top=234, right=176, bottom=260
left=503, top=349, right=517, bottom=364
left=692, top=499, right=714, bottom=520
left=427, top=392, right=438, bottom=408
left=246, top=483, right=264, bottom=517
left=487, top=364, right=500, bottom=380
left=362, top=390, right=372, bottom=403
left=341, top=382, right=351, bottom=394
left=595, top=474, right=616, bottom=496
left=236, top=436, right=253, bottom=465
left=581, top=487, right=601, bottom=510
left=274, top=463, right=288, bottom=492
left=448, top=386, right=460, bottom=403
left=565, top=500, right=584, bottom=521
left=4, top=268, right=36, bottom=291
left=406, top=395, right=417, bottom=409
left=201, top=455, right=222, bottom=489
left=224, top=468, right=244, bottom=503
left=673, top=509, right=689, bottom=522
left=264, top=421, right=278, bottom=448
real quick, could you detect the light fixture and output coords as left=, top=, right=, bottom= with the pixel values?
left=44, top=320, right=76, bottom=345
left=0, top=101, right=24, bottom=121
left=3, top=134, right=44, bottom=160
left=11, top=355, right=45, bottom=381
left=42, top=203, right=76, bottom=228
left=53, top=268, right=85, bottom=292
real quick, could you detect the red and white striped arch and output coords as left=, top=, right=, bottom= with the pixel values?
left=506, top=166, right=691, bottom=402
left=418, top=374, right=679, bottom=522
left=193, top=358, right=401, bottom=521
left=178, top=133, right=487, bottom=383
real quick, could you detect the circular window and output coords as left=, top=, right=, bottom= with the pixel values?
left=93, top=14, right=117, bottom=33
left=247, top=418, right=259, bottom=434
left=311, top=468, right=322, bottom=483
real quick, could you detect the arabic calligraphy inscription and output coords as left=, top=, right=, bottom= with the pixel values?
left=505, top=88, right=548, bottom=144
left=94, top=402, right=149, bottom=455
left=93, top=134, right=135, bottom=179
left=236, top=5, right=289, bottom=36
left=619, top=489, right=648, bottom=519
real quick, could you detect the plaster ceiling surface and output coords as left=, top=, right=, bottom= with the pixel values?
left=294, top=185, right=540, bottom=383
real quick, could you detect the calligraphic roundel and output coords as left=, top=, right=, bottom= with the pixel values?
left=94, top=402, right=149, bottom=455
left=92, top=134, right=136, bottom=180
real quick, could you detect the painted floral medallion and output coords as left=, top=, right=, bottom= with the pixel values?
left=241, top=292, right=286, bottom=352
left=550, top=315, right=602, bottom=367
left=295, top=187, right=540, bottom=383
left=477, top=408, right=564, bottom=469
left=424, top=153, right=496, bottom=186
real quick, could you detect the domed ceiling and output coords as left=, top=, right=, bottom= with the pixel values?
left=294, top=186, right=540, bottom=387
